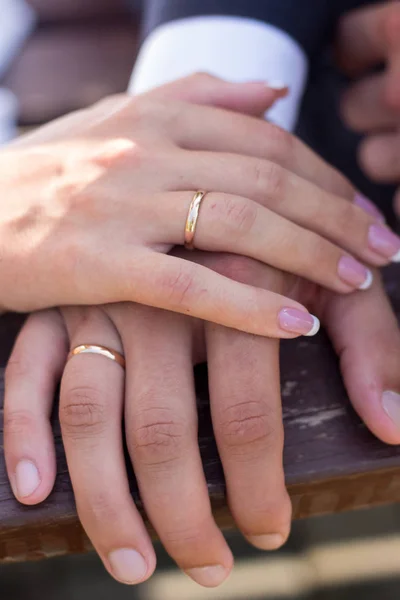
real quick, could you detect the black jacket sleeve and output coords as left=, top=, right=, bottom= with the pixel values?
left=141, top=0, right=372, bottom=60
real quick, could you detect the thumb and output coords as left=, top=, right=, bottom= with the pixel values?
left=317, top=270, right=400, bottom=445
left=145, top=72, right=288, bottom=116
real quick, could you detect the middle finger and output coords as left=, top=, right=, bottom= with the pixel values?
left=110, top=303, right=233, bottom=588
left=166, top=100, right=354, bottom=197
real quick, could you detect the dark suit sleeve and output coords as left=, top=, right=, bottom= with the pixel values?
left=141, top=0, right=370, bottom=59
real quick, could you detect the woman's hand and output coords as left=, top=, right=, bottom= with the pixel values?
left=2, top=74, right=400, bottom=338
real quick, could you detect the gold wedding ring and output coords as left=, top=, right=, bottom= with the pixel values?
left=68, top=344, right=126, bottom=369
left=184, top=190, right=207, bottom=250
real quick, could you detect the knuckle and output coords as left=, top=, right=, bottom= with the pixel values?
left=264, top=123, right=294, bottom=166
left=218, top=401, right=278, bottom=455
left=335, top=200, right=363, bottom=238
left=262, top=161, right=286, bottom=203
left=220, top=196, right=258, bottom=235
left=134, top=96, right=166, bottom=125
left=60, top=386, right=108, bottom=437
left=162, top=521, right=209, bottom=549
left=92, top=138, right=143, bottom=170
left=131, top=407, right=190, bottom=467
left=78, top=491, right=120, bottom=526
left=3, top=410, right=36, bottom=437
left=160, top=267, right=198, bottom=309
left=59, top=179, right=98, bottom=215
left=5, top=353, right=32, bottom=383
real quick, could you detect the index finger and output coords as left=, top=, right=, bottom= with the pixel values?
left=111, top=251, right=321, bottom=339
left=144, top=72, right=288, bottom=116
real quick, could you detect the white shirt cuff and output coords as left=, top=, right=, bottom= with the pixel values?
left=129, top=16, right=308, bottom=132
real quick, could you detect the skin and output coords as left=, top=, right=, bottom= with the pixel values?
left=1, top=74, right=400, bottom=338
left=336, top=1, right=400, bottom=213
left=4, top=78, right=400, bottom=588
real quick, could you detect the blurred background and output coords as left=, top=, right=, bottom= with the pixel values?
left=1, top=1, right=400, bottom=598
left=0, top=0, right=140, bottom=143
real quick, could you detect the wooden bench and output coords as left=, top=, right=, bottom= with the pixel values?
left=2, top=0, right=400, bottom=565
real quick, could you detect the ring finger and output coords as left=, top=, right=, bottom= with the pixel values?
left=172, top=150, right=400, bottom=265
left=158, top=190, right=374, bottom=293
left=59, top=306, right=156, bottom=585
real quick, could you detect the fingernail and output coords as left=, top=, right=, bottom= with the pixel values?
left=247, top=534, right=285, bottom=550
left=185, top=565, right=229, bottom=588
left=337, top=256, right=373, bottom=290
left=15, top=460, right=40, bottom=498
left=108, top=548, right=148, bottom=584
left=382, top=391, right=400, bottom=426
left=266, top=80, right=288, bottom=91
left=368, top=224, right=400, bottom=262
left=278, top=308, right=320, bottom=336
left=354, top=192, right=385, bottom=222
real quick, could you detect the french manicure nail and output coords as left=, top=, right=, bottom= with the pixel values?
left=266, top=80, right=288, bottom=91
left=185, top=565, right=229, bottom=587
left=337, top=256, right=373, bottom=290
left=247, top=533, right=285, bottom=550
left=354, top=192, right=385, bottom=222
left=382, top=390, right=400, bottom=426
left=368, top=224, right=400, bottom=262
left=278, top=308, right=320, bottom=336
left=15, top=460, right=40, bottom=498
left=108, top=548, right=148, bottom=584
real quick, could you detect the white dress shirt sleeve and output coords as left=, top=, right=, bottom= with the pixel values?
left=129, top=16, right=308, bottom=132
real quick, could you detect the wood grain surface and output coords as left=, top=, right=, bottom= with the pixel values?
left=1, top=265, right=400, bottom=562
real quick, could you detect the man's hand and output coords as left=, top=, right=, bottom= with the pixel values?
left=5, top=252, right=400, bottom=589
left=336, top=2, right=400, bottom=213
